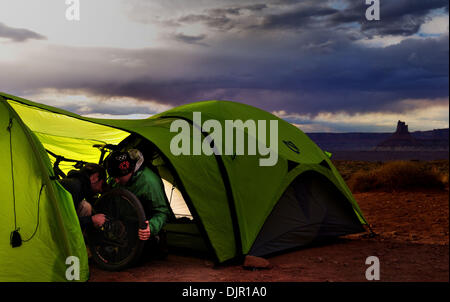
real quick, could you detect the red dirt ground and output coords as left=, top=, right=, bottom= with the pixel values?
left=89, top=189, right=449, bottom=282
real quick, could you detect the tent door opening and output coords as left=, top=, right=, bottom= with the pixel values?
left=116, top=134, right=211, bottom=255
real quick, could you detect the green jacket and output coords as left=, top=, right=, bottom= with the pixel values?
left=113, top=167, right=170, bottom=235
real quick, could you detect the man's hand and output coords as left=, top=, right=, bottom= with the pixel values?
left=91, top=214, right=106, bottom=228
left=139, top=220, right=151, bottom=241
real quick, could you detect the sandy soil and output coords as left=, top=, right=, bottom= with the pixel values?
left=89, top=189, right=449, bottom=282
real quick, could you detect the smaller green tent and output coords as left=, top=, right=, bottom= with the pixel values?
left=0, top=92, right=367, bottom=281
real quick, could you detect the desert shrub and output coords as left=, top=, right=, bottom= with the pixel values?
left=332, top=160, right=383, bottom=181
left=348, top=161, right=446, bottom=192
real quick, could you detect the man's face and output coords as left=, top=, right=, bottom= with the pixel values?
left=90, top=172, right=104, bottom=193
left=114, top=172, right=133, bottom=185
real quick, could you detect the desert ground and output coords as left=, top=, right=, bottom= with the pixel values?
left=89, top=160, right=449, bottom=282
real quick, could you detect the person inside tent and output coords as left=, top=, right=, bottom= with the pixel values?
left=105, top=149, right=170, bottom=257
left=59, top=163, right=107, bottom=230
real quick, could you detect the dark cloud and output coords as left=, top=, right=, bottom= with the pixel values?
left=174, top=0, right=448, bottom=39
left=329, top=0, right=449, bottom=37
left=0, top=22, right=46, bottom=42
left=177, top=3, right=268, bottom=31
left=173, top=33, right=208, bottom=46
left=209, top=3, right=267, bottom=16
left=259, top=34, right=449, bottom=113
left=178, top=13, right=235, bottom=31
left=1, top=1, right=448, bottom=122
left=128, top=34, right=447, bottom=114
left=4, top=30, right=447, bottom=117
left=260, top=5, right=338, bottom=30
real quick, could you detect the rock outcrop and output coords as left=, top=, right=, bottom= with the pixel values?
left=376, top=121, right=421, bottom=150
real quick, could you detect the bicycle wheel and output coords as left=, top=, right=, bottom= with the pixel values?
left=87, top=188, right=147, bottom=271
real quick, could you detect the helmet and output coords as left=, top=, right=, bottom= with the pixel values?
left=105, top=151, right=136, bottom=178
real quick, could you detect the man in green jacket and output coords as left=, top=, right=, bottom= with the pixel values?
left=105, top=149, right=170, bottom=242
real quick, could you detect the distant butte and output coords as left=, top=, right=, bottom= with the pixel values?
left=376, top=120, right=421, bottom=150
left=306, top=121, right=448, bottom=160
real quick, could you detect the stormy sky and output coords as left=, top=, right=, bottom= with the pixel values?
left=0, top=0, right=448, bottom=132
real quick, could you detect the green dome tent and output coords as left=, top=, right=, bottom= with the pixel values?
left=0, top=92, right=367, bottom=281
